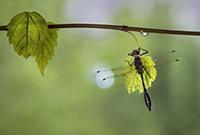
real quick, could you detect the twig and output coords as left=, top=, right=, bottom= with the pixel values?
left=1, top=23, right=200, bottom=36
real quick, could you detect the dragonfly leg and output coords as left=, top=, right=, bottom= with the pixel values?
left=143, top=66, right=154, bottom=80
left=140, top=48, right=149, bottom=56
left=140, top=73, right=152, bottom=111
left=125, top=60, right=133, bottom=67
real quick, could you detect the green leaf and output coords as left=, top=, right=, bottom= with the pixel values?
left=7, top=11, right=58, bottom=75
left=7, top=11, right=47, bottom=58
left=34, top=27, right=58, bottom=76
left=124, top=56, right=157, bottom=94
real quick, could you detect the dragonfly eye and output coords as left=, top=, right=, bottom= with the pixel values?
left=128, top=50, right=137, bottom=56
left=131, top=50, right=140, bottom=56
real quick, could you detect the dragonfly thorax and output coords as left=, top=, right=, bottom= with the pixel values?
left=128, top=48, right=143, bottom=74
left=134, top=56, right=143, bottom=74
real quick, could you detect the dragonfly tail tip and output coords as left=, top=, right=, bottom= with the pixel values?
left=148, top=107, right=151, bottom=111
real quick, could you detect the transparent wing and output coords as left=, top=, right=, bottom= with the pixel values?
left=95, top=55, right=179, bottom=94
left=153, top=49, right=180, bottom=78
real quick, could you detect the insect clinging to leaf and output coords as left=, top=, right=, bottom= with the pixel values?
left=96, top=47, right=157, bottom=111
left=95, top=46, right=180, bottom=111
left=125, top=47, right=157, bottom=111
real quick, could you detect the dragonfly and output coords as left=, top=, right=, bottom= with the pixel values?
left=96, top=47, right=179, bottom=111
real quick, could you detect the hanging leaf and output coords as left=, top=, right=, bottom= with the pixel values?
left=34, top=26, right=58, bottom=76
left=7, top=11, right=58, bottom=75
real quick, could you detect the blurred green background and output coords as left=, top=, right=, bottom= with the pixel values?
left=0, top=0, right=199, bottom=135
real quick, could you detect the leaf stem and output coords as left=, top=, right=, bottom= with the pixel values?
left=1, top=23, right=200, bottom=36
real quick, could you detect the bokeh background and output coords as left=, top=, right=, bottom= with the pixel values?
left=0, top=0, right=199, bottom=135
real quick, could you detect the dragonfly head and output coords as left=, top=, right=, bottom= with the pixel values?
left=128, top=48, right=140, bottom=57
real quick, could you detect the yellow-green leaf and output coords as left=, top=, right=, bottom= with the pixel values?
left=124, top=56, right=157, bottom=94
left=34, top=27, right=58, bottom=76
left=7, top=11, right=58, bottom=75
left=7, top=11, right=48, bottom=58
